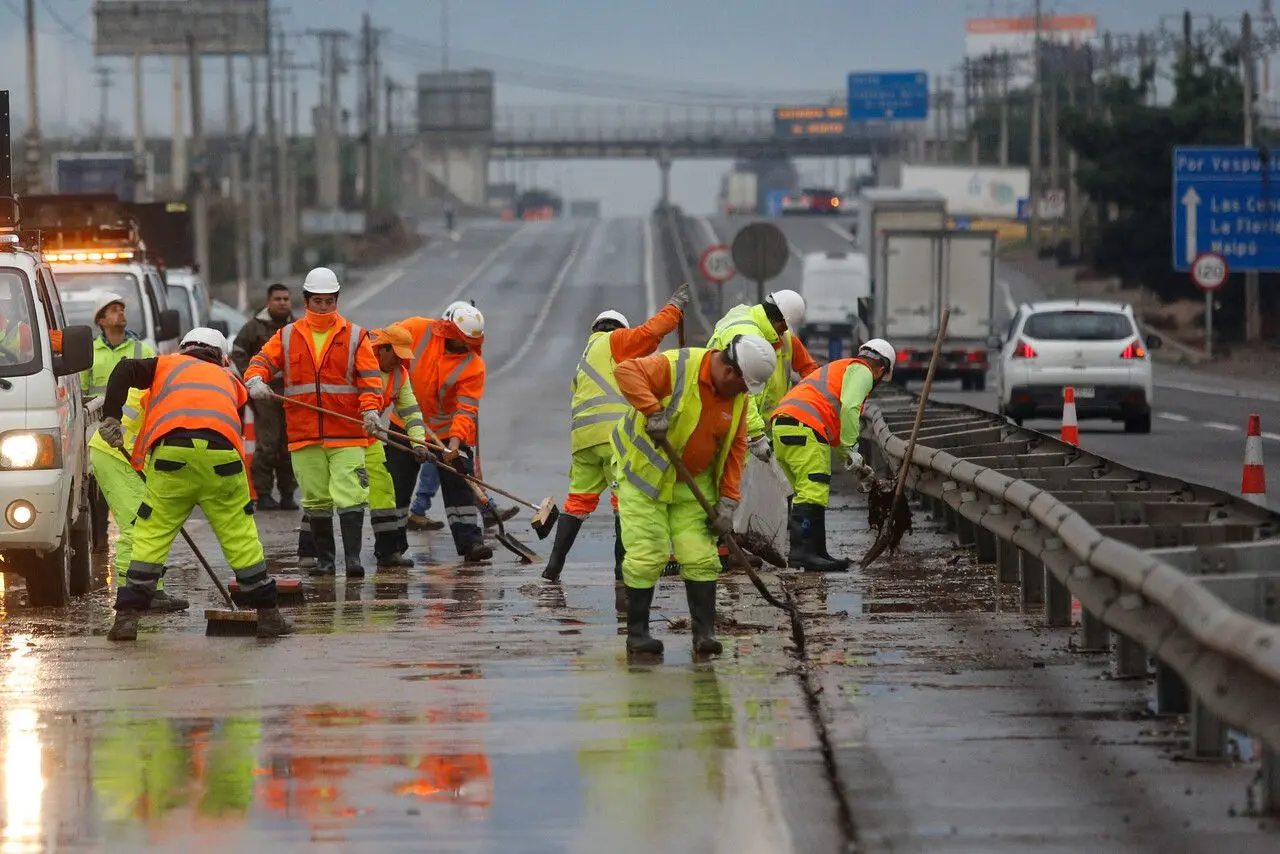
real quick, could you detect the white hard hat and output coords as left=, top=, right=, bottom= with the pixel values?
left=180, top=326, right=227, bottom=353
left=858, top=337, right=897, bottom=378
left=443, top=300, right=472, bottom=320
left=303, top=266, right=341, bottom=294
left=725, top=333, right=776, bottom=395
left=93, top=291, right=127, bottom=321
left=765, top=289, right=806, bottom=332
left=592, top=309, right=629, bottom=329
left=450, top=304, right=484, bottom=338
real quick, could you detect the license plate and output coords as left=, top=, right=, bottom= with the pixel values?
left=1074, top=386, right=1095, bottom=398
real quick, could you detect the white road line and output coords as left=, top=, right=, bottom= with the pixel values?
left=489, top=224, right=592, bottom=379
left=697, top=216, right=719, bottom=246
left=1203, top=421, right=1238, bottom=432
left=1264, top=432, right=1280, bottom=442
left=343, top=263, right=409, bottom=310
left=1156, top=379, right=1280, bottom=404
left=641, top=215, right=656, bottom=316
left=997, top=279, right=1017, bottom=317
left=433, top=224, right=529, bottom=314
left=1157, top=412, right=1190, bottom=422
left=823, top=220, right=854, bottom=242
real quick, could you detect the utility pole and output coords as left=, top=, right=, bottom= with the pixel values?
left=1067, top=52, right=1083, bottom=261
left=264, top=20, right=279, bottom=278
left=132, top=54, right=148, bottom=202
left=171, top=57, right=186, bottom=197
left=1243, top=12, right=1262, bottom=343
left=188, top=35, right=211, bottom=286
left=248, top=56, right=264, bottom=294
left=95, top=67, right=114, bottom=150
left=226, top=49, right=248, bottom=310
left=23, top=0, right=42, bottom=194
left=310, top=29, right=348, bottom=211
left=1028, top=0, right=1043, bottom=250
left=997, top=54, right=1010, bottom=166
left=1048, top=47, right=1061, bottom=246
left=360, top=12, right=375, bottom=214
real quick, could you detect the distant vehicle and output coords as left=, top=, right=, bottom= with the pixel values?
left=515, top=189, right=562, bottom=219
left=724, top=171, right=758, bottom=215
left=782, top=187, right=842, bottom=216
left=164, top=268, right=214, bottom=338
left=994, top=300, right=1162, bottom=434
left=798, top=251, right=871, bottom=358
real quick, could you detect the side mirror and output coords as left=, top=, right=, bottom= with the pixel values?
left=1145, top=333, right=1163, bottom=350
left=53, top=325, right=94, bottom=376
left=210, top=319, right=230, bottom=336
left=986, top=334, right=1003, bottom=349
left=158, top=308, right=181, bottom=342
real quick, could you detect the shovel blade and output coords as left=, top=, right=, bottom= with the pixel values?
left=530, top=497, right=559, bottom=540
left=496, top=530, right=539, bottom=564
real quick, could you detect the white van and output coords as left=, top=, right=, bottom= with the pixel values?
left=163, top=267, right=215, bottom=337
left=799, top=251, right=872, bottom=356
left=0, top=233, right=97, bottom=605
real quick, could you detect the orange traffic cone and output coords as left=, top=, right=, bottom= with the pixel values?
left=1242, top=414, right=1266, bottom=506
left=1061, top=387, right=1079, bottom=446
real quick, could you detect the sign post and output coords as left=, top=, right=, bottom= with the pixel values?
left=1191, top=251, right=1228, bottom=358
left=699, top=244, right=735, bottom=317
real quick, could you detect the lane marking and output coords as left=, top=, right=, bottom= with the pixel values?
left=696, top=215, right=719, bottom=246
left=1156, top=379, right=1280, bottom=404
left=433, top=224, right=530, bottom=314
left=1157, top=412, right=1190, bottom=422
left=1264, top=432, right=1280, bottom=442
left=824, top=220, right=854, bottom=242
left=489, top=224, right=594, bottom=379
left=997, top=279, right=1017, bottom=317
left=344, top=262, right=409, bottom=310
left=641, top=215, right=656, bottom=316
left=1203, top=421, right=1237, bottom=432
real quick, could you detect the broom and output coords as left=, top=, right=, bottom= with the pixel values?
left=860, top=307, right=950, bottom=569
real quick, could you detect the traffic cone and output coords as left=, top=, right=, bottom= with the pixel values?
left=1242, top=414, right=1266, bottom=506
left=1061, top=387, right=1079, bottom=446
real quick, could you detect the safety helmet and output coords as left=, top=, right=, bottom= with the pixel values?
left=450, top=304, right=484, bottom=338
left=724, top=333, right=775, bottom=394
left=443, top=300, right=472, bottom=320
left=764, top=289, right=806, bottom=332
left=93, top=291, right=127, bottom=322
left=592, top=309, right=629, bottom=330
left=302, top=266, right=341, bottom=295
left=858, top=337, right=897, bottom=379
left=180, top=326, right=227, bottom=355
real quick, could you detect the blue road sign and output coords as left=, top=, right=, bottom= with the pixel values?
left=1172, top=146, right=1280, bottom=272
left=846, top=71, right=929, bottom=121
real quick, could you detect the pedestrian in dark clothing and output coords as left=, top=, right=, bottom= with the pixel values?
left=232, top=283, right=298, bottom=509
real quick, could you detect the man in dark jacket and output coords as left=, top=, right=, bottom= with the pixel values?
left=232, top=283, right=298, bottom=509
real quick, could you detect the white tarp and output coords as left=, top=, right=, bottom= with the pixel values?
left=732, top=455, right=792, bottom=565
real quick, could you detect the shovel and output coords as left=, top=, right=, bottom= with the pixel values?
left=860, top=307, right=950, bottom=569
left=270, top=393, right=560, bottom=538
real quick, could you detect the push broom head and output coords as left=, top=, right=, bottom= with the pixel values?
left=205, top=608, right=260, bottom=637
left=530, top=497, right=559, bottom=539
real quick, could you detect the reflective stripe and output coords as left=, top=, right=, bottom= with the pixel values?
left=413, top=327, right=433, bottom=362
left=347, top=325, right=365, bottom=384
left=284, top=383, right=358, bottom=396
left=439, top=353, right=474, bottom=413
left=456, top=395, right=480, bottom=407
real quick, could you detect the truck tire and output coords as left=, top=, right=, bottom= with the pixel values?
left=972, top=373, right=987, bottom=392
left=26, top=514, right=73, bottom=608
left=69, top=510, right=94, bottom=596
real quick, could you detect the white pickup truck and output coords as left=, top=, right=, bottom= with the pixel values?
left=0, top=233, right=98, bottom=605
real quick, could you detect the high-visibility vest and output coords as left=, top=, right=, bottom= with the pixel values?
left=130, top=354, right=248, bottom=468
left=772, top=358, right=876, bottom=444
left=377, top=364, right=426, bottom=442
left=569, top=330, right=631, bottom=452
left=88, top=387, right=148, bottom=455
left=402, top=317, right=485, bottom=445
left=82, top=335, right=154, bottom=398
left=707, top=303, right=795, bottom=424
left=610, top=348, right=746, bottom=503
left=245, top=316, right=381, bottom=451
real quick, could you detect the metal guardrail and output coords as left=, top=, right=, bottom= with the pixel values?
left=655, top=206, right=715, bottom=338
left=862, top=385, right=1280, bottom=811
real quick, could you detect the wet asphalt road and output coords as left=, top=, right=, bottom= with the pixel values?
left=0, top=217, right=1277, bottom=852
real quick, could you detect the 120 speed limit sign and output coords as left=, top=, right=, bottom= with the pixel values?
left=1191, top=252, right=1228, bottom=292
left=699, top=244, right=735, bottom=284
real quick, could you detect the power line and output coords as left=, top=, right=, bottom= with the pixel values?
left=38, top=0, right=89, bottom=43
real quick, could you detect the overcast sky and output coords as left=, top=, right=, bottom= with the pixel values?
left=0, top=0, right=1266, bottom=215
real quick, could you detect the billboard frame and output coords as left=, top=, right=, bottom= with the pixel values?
left=92, top=0, right=270, bottom=57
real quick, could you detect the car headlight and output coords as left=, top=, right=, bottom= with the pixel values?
left=0, top=430, right=63, bottom=470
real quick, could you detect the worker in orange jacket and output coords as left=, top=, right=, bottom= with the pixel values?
left=541, top=282, right=689, bottom=590
left=396, top=304, right=492, bottom=563
left=243, top=267, right=384, bottom=578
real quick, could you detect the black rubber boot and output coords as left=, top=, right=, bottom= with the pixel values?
left=374, top=530, right=412, bottom=567
left=790, top=504, right=846, bottom=573
left=279, top=491, right=299, bottom=511
left=339, top=510, right=366, bottom=577
left=625, top=585, right=664, bottom=654
left=298, top=512, right=318, bottom=569
left=541, top=514, right=584, bottom=582
left=613, top=513, right=625, bottom=581
left=308, top=514, right=336, bottom=576
left=812, top=507, right=851, bottom=571
left=685, top=579, right=723, bottom=655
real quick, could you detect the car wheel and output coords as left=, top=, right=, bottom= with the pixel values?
left=69, top=509, right=95, bottom=596
left=961, top=376, right=973, bottom=391
left=26, top=513, right=73, bottom=607
left=972, top=373, right=987, bottom=392
left=1124, top=413, right=1152, bottom=434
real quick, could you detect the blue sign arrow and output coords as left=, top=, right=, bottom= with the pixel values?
left=846, top=71, right=929, bottom=121
left=1172, top=146, right=1280, bottom=272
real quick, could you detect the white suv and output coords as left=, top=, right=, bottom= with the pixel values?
left=994, top=300, right=1162, bottom=434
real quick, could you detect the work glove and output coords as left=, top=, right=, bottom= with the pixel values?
left=245, top=376, right=272, bottom=401
left=667, top=282, right=691, bottom=312
left=361, top=410, right=383, bottom=437
left=842, top=447, right=864, bottom=472
left=99, top=417, right=125, bottom=449
left=709, top=497, right=738, bottom=536
left=855, top=464, right=876, bottom=493
left=411, top=443, right=431, bottom=464
left=748, top=434, right=773, bottom=462
left=644, top=412, right=670, bottom=443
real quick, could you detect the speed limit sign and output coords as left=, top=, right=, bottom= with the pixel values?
left=699, top=244, right=735, bottom=284
left=1191, top=252, right=1228, bottom=291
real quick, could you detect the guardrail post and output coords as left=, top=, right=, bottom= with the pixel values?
left=1155, top=664, right=1191, bottom=715
left=1113, top=633, right=1149, bottom=679
left=1042, top=539, right=1072, bottom=627
left=1261, top=749, right=1280, bottom=815
left=974, top=507, right=1000, bottom=564
left=996, top=537, right=1020, bottom=584
left=1078, top=608, right=1109, bottom=652
left=941, top=481, right=959, bottom=533
left=1020, top=553, right=1045, bottom=606
left=957, top=491, right=978, bottom=545
left=1191, top=699, right=1228, bottom=758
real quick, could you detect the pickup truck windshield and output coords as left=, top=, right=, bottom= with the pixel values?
left=0, top=269, right=41, bottom=377
left=52, top=271, right=148, bottom=338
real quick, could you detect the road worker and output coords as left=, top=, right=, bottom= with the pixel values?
left=771, top=338, right=895, bottom=572
left=541, top=282, right=690, bottom=598
left=396, top=305, right=493, bottom=562
left=706, top=289, right=817, bottom=459
left=611, top=333, right=776, bottom=656
left=82, top=291, right=155, bottom=399
left=98, top=327, right=293, bottom=640
left=86, top=384, right=189, bottom=611
left=243, top=267, right=384, bottom=578
left=366, top=324, right=431, bottom=568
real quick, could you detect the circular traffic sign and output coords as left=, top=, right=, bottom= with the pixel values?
left=731, top=222, right=789, bottom=283
left=1191, top=252, right=1228, bottom=291
left=698, top=244, right=735, bottom=284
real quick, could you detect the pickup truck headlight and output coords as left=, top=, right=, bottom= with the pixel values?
left=0, top=430, right=63, bottom=470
